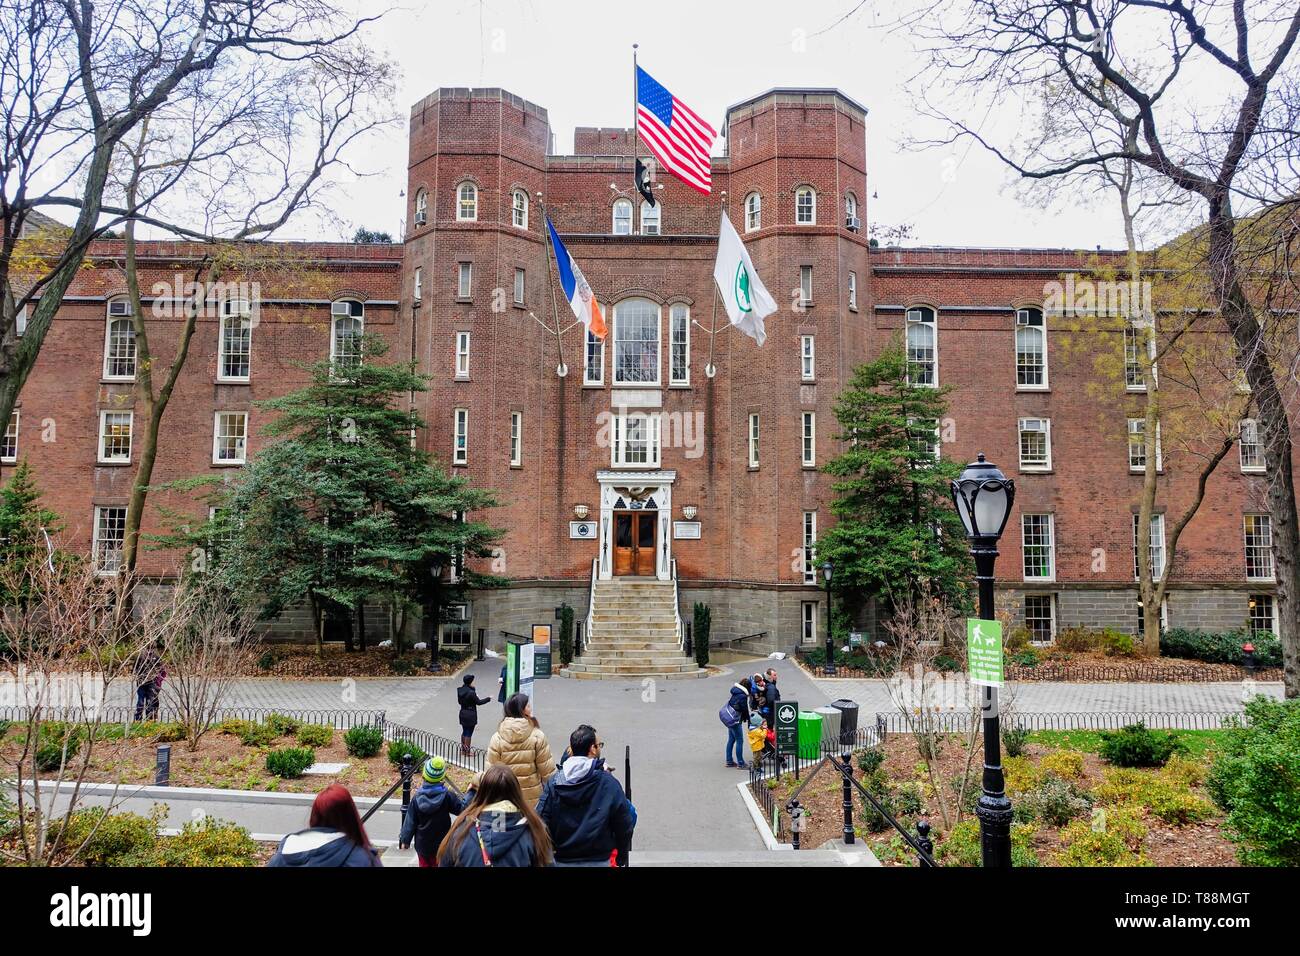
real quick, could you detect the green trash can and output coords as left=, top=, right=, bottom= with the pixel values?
left=797, top=711, right=823, bottom=760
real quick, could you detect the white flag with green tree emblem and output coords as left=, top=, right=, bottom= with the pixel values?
left=713, top=210, right=777, bottom=346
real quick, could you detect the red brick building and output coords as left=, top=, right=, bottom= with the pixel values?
left=2, top=85, right=1282, bottom=652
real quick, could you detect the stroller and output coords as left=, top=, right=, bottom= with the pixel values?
left=747, top=714, right=782, bottom=771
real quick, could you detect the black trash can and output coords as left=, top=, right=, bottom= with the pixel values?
left=831, top=698, right=859, bottom=747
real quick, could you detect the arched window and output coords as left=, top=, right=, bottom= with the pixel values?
left=414, top=189, right=428, bottom=226
left=331, top=299, right=365, bottom=370
left=795, top=186, right=816, bottom=225
left=457, top=182, right=478, bottom=221
left=640, top=199, right=660, bottom=235
left=612, top=199, right=633, bottom=235
left=1015, top=307, right=1047, bottom=388
left=103, top=298, right=136, bottom=380
left=905, top=306, right=937, bottom=387
left=512, top=189, right=529, bottom=229
left=845, top=192, right=859, bottom=228
left=745, top=192, right=761, bottom=232
left=613, top=298, right=660, bottom=385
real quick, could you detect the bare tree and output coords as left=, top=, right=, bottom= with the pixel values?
left=916, top=0, right=1300, bottom=693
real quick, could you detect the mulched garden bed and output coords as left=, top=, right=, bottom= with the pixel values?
left=797, top=652, right=1279, bottom=683
left=243, top=645, right=472, bottom=679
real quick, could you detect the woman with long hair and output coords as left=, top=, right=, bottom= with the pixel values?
left=268, top=784, right=382, bottom=867
left=486, top=692, right=556, bottom=806
left=437, top=765, right=553, bottom=867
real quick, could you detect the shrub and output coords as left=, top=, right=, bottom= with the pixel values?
left=48, top=807, right=164, bottom=866
left=1020, top=775, right=1093, bottom=827
left=1056, top=626, right=1099, bottom=652
left=265, top=746, right=316, bottom=778
left=154, top=721, right=188, bottom=743
left=238, top=722, right=278, bottom=747
left=257, top=648, right=277, bottom=671
left=266, top=713, right=302, bottom=736
left=1004, top=626, right=1031, bottom=653
left=344, top=724, right=384, bottom=758
left=558, top=603, right=575, bottom=666
left=1040, top=750, right=1085, bottom=781
left=857, top=748, right=885, bottom=775
left=932, top=653, right=961, bottom=672
left=387, top=738, right=428, bottom=767
left=1001, top=723, right=1030, bottom=758
left=1160, top=627, right=1281, bottom=667
left=297, top=723, right=334, bottom=748
left=158, top=817, right=259, bottom=867
left=1099, top=723, right=1184, bottom=767
left=218, top=718, right=254, bottom=737
left=390, top=656, right=420, bottom=676
left=1100, top=629, right=1139, bottom=658
left=937, top=820, right=1038, bottom=867
left=1093, top=767, right=1214, bottom=826
left=1002, top=755, right=1041, bottom=795
left=895, top=782, right=924, bottom=817
left=1011, top=648, right=1039, bottom=667
left=1058, top=807, right=1148, bottom=866
left=34, top=725, right=83, bottom=773
left=1160, top=755, right=1207, bottom=788
left=693, top=602, right=711, bottom=668
left=1206, top=697, right=1300, bottom=865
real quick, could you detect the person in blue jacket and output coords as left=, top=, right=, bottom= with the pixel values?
left=436, top=765, right=553, bottom=867
left=268, top=784, right=382, bottom=867
left=724, top=680, right=752, bottom=769
left=537, top=724, right=635, bottom=867
left=398, top=756, right=466, bottom=867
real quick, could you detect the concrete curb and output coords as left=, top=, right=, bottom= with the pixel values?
left=13, top=780, right=409, bottom=814
left=735, top=778, right=791, bottom=852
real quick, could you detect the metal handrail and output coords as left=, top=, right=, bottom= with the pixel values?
left=716, top=630, right=768, bottom=653
left=670, top=558, right=683, bottom=653
left=825, top=751, right=937, bottom=867
left=585, top=557, right=598, bottom=657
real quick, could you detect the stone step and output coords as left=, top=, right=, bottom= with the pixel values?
left=560, top=667, right=708, bottom=681
left=564, top=660, right=699, bottom=674
left=577, top=656, right=694, bottom=668
left=590, top=620, right=679, bottom=630
left=583, top=641, right=683, bottom=652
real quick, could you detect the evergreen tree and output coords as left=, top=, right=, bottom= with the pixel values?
left=818, top=343, right=973, bottom=621
left=0, top=460, right=65, bottom=604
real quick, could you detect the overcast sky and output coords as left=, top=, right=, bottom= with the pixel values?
left=273, top=0, right=1235, bottom=248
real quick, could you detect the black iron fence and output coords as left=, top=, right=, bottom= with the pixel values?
left=872, top=710, right=1244, bottom=734
left=384, top=721, right=486, bottom=775
left=801, top=653, right=1279, bottom=684
left=0, top=705, right=386, bottom=731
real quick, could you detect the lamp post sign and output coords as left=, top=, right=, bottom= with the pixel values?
left=775, top=701, right=799, bottom=756
left=966, top=618, right=1004, bottom=687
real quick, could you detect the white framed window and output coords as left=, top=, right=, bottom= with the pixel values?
left=98, top=410, right=133, bottom=464
left=218, top=299, right=252, bottom=382
left=1135, top=597, right=1168, bottom=638
left=611, top=412, right=660, bottom=468
left=1124, top=322, right=1155, bottom=390
left=513, top=267, right=525, bottom=306
left=15, top=303, right=26, bottom=337
left=509, top=411, right=522, bottom=467
left=212, top=411, right=247, bottom=465
left=1127, top=418, right=1162, bottom=471
left=802, top=411, right=816, bottom=467
left=2, top=410, right=18, bottom=462
left=1133, top=513, right=1166, bottom=581
left=512, top=189, right=529, bottom=229
left=457, top=262, right=472, bottom=299
left=1239, top=419, right=1265, bottom=472
left=745, top=192, right=761, bottom=232
left=414, top=189, right=428, bottom=226
left=330, top=300, right=364, bottom=370
left=848, top=271, right=858, bottom=310
left=1248, top=594, right=1276, bottom=635
left=795, top=186, right=816, bottom=225
left=92, top=505, right=126, bottom=575
left=1018, top=418, right=1052, bottom=471
left=802, top=511, right=817, bottom=584
left=1022, top=514, right=1055, bottom=581
left=908, top=417, right=940, bottom=463
left=612, top=199, right=633, bottom=235
left=799, top=265, right=813, bottom=306
left=1024, top=594, right=1056, bottom=643
left=584, top=327, right=604, bottom=386
left=801, top=600, right=818, bottom=645
left=748, top=412, right=760, bottom=468
left=906, top=307, right=937, bottom=387
left=1244, top=514, right=1274, bottom=581
left=640, top=200, right=660, bottom=236
left=845, top=192, right=858, bottom=226
left=103, top=300, right=136, bottom=380
left=613, top=298, right=660, bottom=385
left=1015, top=307, right=1047, bottom=388
left=455, top=331, right=470, bottom=379
left=413, top=267, right=423, bottom=302
left=457, top=182, right=478, bottom=221
left=801, top=334, right=815, bottom=381
left=669, top=303, right=689, bottom=385
left=453, top=408, right=469, bottom=465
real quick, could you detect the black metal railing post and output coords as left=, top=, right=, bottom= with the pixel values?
left=840, top=749, right=855, bottom=844
left=476, top=627, right=486, bottom=662
left=790, top=799, right=802, bottom=850
left=916, top=818, right=934, bottom=867
left=400, top=752, right=414, bottom=826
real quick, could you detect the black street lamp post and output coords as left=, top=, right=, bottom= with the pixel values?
left=426, top=558, right=444, bottom=672
left=822, top=560, right=835, bottom=676
left=950, top=453, right=1015, bottom=868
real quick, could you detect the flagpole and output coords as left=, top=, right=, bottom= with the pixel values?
left=539, top=196, right=567, bottom=377
left=705, top=192, right=731, bottom=378
left=632, top=43, right=639, bottom=190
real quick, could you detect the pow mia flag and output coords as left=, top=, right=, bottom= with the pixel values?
left=635, top=156, right=656, bottom=208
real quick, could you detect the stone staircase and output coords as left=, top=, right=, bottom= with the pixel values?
left=560, top=576, right=706, bottom=680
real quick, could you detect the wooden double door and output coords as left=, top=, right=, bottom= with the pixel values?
left=613, top=510, right=657, bottom=576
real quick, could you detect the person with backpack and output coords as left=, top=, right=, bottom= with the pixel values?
left=721, top=679, right=752, bottom=768
left=456, top=673, right=492, bottom=756
left=398, top=757, right=466, bottom=867
left=436, top=765, right=553, bottom=867
left=536, top=724, right=635, bottom=867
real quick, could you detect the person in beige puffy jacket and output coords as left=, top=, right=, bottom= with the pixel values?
left=486, top=693, right=557, bottom=806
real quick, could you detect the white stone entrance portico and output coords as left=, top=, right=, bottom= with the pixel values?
left=596, top=469, right=676, bottom=581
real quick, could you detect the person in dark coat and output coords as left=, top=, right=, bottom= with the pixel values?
left=761, top=667, right=781, bottom=727
left=497, top=664, right=507, bottom=710
left=437, top=765, right=553, bottom=867
left=724, top=680, right=752, bottom=769
left=457, top=673, right=492, bottom=756
left=132, top=646, right=165, bottom=721
left=268, top=785, right=381, bottom=867
left=537, top=724, right=635, bottom=866
left=398, top=757, right=466, bottom=867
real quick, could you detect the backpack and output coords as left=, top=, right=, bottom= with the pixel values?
left=718, top=703, right=741, bottom=728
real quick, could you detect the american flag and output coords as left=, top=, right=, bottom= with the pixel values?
left=636, top=65, right=717, bottom=194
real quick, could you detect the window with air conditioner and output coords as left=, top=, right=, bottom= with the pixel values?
left=640, top=200, right=660, bottom=236
left=103, top=300, right=137, bottom=380
left=1015, top=308, right=1047, bottom=388
left=218, top=299, right=252, bottom=382
left=1018, top=418, right=1052, bottom=471
left=330, top=300, right=364, bottom=370
left=905, top=307, right=937, bottom=387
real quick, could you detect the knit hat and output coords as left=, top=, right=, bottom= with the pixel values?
left=422, top=756, right=447, bottom=784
